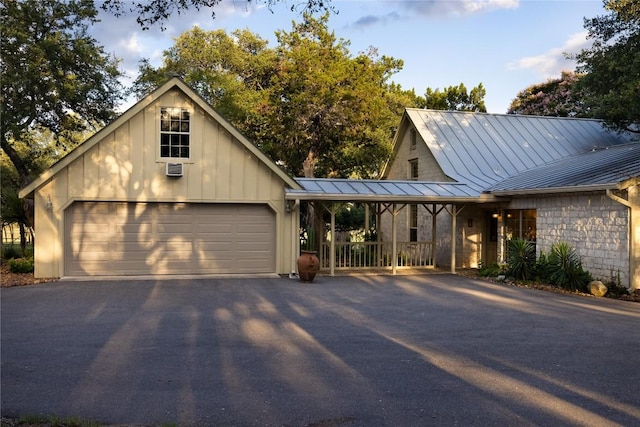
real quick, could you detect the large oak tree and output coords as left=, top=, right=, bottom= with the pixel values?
left=0, top=0, right=123, bottom=185
left=133, top=13, right=409, bottom=179
left=574, top=0, right=640, bottom=132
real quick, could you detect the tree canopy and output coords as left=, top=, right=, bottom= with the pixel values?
left=574, top=0, right=640, bottom=132
left=418, top=83, right=487, bottom=112
left=133, top=13, right=410, bottom=178
left=100, top=0, right=334, bottom=30
left=0, top=0, right=124, bottom=185
left=507, top=71, right=590, bottom=117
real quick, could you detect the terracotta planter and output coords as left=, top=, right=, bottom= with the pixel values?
left=297, top=250, right=319, bottom=282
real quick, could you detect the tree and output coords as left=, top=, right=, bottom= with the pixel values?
left=101, top=0, right=334, bottom=30
left=507, top=71, right=591, bottom=117
left=133, top=13, right=407, bottom=179
left=131, top=27, right=276, bottom=130
left=574, top=0, right=640, bottom=132
left=261, top=14, right=403, bottom=178
left=418, top=83, right=487, bottom=112
left=0, top=0, right=124, bottom=185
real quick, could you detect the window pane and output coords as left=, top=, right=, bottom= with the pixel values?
left=180, top=147, right=189, bottom=158
left=160, top=133, right=170, bottom=147
left=171, top=146, right=180, bottom=157
left=181, top=134, right=189, bottom=147
left=161, top=146, right=170, bottom=157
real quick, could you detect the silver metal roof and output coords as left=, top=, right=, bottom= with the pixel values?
left=488, top=142, right=640, bottom=194
left=286, top=178, right=490, bottom=202
left=404, top=109, right=636, bottom=193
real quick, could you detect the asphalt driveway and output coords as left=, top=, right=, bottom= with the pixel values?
left=1, top=274, right=639, bottom=426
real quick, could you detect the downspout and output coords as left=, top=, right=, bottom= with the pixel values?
left=606, top=189, right=633, bottom=289
left=289, top=199, right=300, bottom=279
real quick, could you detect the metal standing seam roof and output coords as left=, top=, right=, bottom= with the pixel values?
left=285, top=178, right=487, bottom=202
left=487, top=142, right=640, bottom=194
left=405, top=109, right=635, bottom=193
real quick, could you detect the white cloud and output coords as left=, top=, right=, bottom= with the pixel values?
left=507, top=31, right=591, bottom=78
left=402, top=0, right=519, bottom=17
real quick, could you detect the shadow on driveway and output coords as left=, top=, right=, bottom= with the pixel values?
left=2, top=274, right=639, bottom=426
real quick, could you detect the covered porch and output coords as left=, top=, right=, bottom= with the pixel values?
left=285, top=178, right=500, bottom=276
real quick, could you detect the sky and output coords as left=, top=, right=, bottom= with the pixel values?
left=91, top=0, right=608, bottom=114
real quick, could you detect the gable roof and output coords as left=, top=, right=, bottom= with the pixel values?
left=487, top=142, right=640, bottom=195
left=19, top=77, right=300, bottom=198
left=389, top=109, right=636, bottom=194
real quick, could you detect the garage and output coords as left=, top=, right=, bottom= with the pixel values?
left=65, top=202, right=276, bottom=276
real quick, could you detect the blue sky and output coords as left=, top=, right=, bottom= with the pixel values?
left=92, top=0, right=607, bottom=114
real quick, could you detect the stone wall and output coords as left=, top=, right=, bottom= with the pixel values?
left=508, top=192, right=630, bottom=287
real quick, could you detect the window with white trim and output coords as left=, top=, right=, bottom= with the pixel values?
left=160, top=107, right=190, bottom=159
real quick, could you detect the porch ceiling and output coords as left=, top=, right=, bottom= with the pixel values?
left=286, top=178, right=498, bottom=203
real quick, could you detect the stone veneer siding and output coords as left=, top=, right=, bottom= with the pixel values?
left=507, top=192, right=630, bottom=287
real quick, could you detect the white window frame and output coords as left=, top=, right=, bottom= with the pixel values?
left=160, top=107, right=191, bottom=160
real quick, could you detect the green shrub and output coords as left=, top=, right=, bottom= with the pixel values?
left=2, top=244, right=21, bottom=260
left=506, top=238, right=536, bottom=280
left=8, top=257, right=34, bottom=273
left=478, top=262, right=501, bottom=277
left=534, top=250, right=551, bottom=282
left=547, top=242, right=592, bottom=291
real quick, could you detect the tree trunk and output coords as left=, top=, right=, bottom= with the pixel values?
left=1, top=134, right=31, bottom=185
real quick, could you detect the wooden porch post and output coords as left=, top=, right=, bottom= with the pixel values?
left=330, top=203, right=336, bottom=277
left=432, top=203, right=437, bottom=269
left=392, top=203, right=398, bottom=275
left=451, top=204, right=457, bottom=273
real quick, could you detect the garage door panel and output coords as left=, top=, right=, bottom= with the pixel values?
left=65, top=202, right=275, bottom=276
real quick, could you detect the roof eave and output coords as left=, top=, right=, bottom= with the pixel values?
left=285, top=192, right=500, bottom=204
left=488, top=183, right=619, bottom=196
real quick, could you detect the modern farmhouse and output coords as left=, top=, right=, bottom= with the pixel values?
left=20, top=79, right=640, bottom=289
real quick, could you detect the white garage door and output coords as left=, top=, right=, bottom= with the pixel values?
left=65, top=202, right=275, bottom=276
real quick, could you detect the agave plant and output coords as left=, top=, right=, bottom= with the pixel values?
left=506, top=238, right=536, bottom=280
left=548, top=242, right=591, bottom=291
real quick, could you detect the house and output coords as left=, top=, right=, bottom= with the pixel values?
left=19, top=77, right=302, bottom=278
left=20, top=78, right=640, bottom=289
left=381, top=109, right=640, bottom=289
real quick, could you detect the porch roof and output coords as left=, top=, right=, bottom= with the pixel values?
left=285, top=178, right=497, bottom=203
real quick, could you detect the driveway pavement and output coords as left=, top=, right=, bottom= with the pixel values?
left=1, top=274, right=639, bottom=426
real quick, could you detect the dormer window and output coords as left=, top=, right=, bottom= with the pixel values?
left=160, top=107, right=190, bottom=159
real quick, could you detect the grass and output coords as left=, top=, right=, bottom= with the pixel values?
left=0, top=415, right=179, bottom=427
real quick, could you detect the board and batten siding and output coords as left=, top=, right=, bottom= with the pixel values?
left=32, top=88, right=295, bottom=278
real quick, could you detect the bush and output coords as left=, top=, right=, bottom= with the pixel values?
left=478, top=262, right=501, bottom=277
left=8, top=257, right=34, bottom=273
left=534, top=250, right=551, bottom=281
left=547, top=242, right=592, bottom=291
left=506, top=238, right=536, bottom=280
left=2, top=244, right=21, bottom=260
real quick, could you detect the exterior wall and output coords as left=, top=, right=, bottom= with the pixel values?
left=628, top=185, right=639, bottom=290
left=507, top=193, right=630, bottom=287
left=384, top=125, right=452, bottom=182
left=381, top=123, right=464, bottom=267
left=32, top=88, right=295, bottom=277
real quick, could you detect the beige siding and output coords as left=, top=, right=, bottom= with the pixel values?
left=32, top=88, right=296, bottom=277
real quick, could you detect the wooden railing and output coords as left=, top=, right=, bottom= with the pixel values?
left=319, top=241, right=433, bottom=269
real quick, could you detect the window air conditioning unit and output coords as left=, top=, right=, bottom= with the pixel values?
left=166, top=162, right=183, bottom=177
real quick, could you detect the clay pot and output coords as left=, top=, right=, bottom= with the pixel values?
left=297, top=250, right=319, bottom=282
